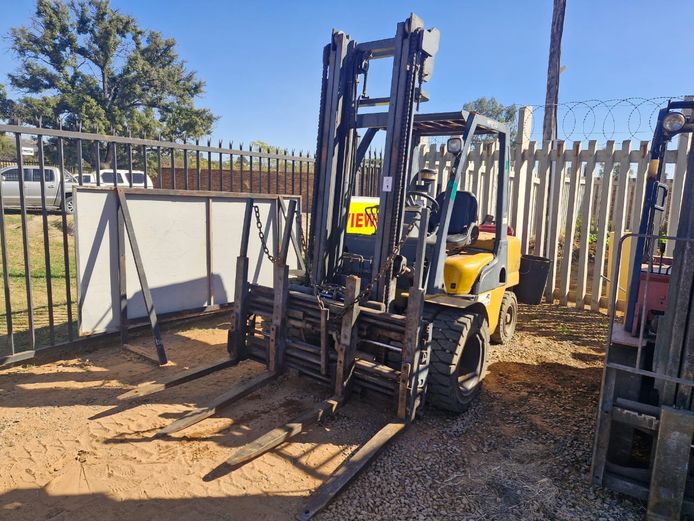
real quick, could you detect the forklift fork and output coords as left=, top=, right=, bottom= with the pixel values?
left=151, top=200, right=298, bottom=437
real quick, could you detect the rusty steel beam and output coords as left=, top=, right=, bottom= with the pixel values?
left=156, top=371, right=276, bottom=436
left=298, top=421, right=406, bottom=520
left=117, top=358, right=240, bottom=401
left=217, top=398, right=341, bottom=471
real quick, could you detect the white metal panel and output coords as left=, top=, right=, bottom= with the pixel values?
left=75, top=188, right=298, bottom=335
left=124, top=194, right=208, bottom=318
left=209, top=197, right=278, bottom=303
left=74, top=189, right=120, bottom=335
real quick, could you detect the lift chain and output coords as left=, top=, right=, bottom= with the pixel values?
left=253, top=204, right=278, bottom=265
left=292, top=205, right=420, bottom=320
left=351, top=216, right=420, bottom=307
left=324, top=215, right=421, bottom=320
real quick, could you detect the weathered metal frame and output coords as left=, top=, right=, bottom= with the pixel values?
left=152, top=197, right=299, bottom=436
left=201, top=18, right=451, bottom=517
left=308, top=14, right=439, bottom=309
left=592, top=108, right=694, bottom=518
left=625, top=100, right=694, bottom=328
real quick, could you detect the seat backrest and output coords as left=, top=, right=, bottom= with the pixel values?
left=431, top=190, right=478, bottom=234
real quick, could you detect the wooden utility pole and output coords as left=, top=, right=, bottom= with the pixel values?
left=543, top=0, right=567, bottom=143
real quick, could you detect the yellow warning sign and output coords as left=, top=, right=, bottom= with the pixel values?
left=346, top=196, right=379, bottom=235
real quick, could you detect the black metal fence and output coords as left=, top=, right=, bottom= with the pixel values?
left=0, top=122, right=383, bottom=364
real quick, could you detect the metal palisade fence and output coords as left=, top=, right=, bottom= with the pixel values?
left=0, top=122, right=328, bottom=364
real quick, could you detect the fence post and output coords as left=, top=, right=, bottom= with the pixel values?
left=481, top=142, right=495, bottom=218
left=470, top=142, right=482, bottom=196
left=559, top=141, right=582, bottom=305
left=511, top=107, right=532, bottom=234
left=425, top=143, right=439, bottom=191
left=533, top=141, right=552, bottom=256
left=520, top=141, right=537, bottom=254
left=630, top=142, right=651, bottom=232
left=437, top=143, right=447, bottom=192
left=607, top=140, right=632, bottom=313
left=591, top=140, right=616, bottom=311
left=544, top=141, right=566, bottom=302
left=613, top=140, right=632, bottom=238
left=576, top=140, right=598, bottom=309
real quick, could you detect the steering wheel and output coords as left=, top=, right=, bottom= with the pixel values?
left=407, top=191, right=440, bottom=238
left=407, top=190, right=440, bottom=215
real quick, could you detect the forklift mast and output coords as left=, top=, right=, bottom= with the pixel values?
left=625, top=99, right=694, bottom=329
left=309, top=13, right=439, bottom=306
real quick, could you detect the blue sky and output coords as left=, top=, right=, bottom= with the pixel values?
left=1, top=0, right=692, bottom=149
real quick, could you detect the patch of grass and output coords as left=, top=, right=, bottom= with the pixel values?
left=557, top=324, right=574, bottom=336
left=0, top=213, right=78, bottom=355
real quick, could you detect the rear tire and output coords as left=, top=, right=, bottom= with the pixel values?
left=425, top=306, right=489, bottom=414
left=64, top=195, right=74, bottom=214
left=491, top=291, right=518, bottom=345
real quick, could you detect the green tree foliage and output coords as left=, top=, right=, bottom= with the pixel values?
left=7, top=0, right=217, bottom=153
left=0, top=84, right=14, bottom=120
left=463, top=97, right=518, bottom=143
left=0, top=84, right=16, bottom=160
left=0, top=135, right=15, bottom=161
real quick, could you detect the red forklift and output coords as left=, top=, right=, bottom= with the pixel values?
left=592, top=99, right=694, bottom=520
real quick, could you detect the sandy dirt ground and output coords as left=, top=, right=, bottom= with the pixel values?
left=0, top=305, right=644, bottom=520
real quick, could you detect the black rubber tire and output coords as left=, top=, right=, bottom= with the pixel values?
left=64, top=195, right=74, bottom=214
left=491, top=291, right=518, bottom=345
left=425, top=306, right=490, bottom=414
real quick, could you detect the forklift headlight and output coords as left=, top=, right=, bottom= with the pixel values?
left=663, top=112, right=686, bottom=133
left=447, top=137, right=463, bottom=154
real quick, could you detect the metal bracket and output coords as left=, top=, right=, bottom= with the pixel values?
left=334, top=276, right=361, bottom=399
left=268, top=199, right=298, bottom=372
left=228, top=199, right=254, bottom=361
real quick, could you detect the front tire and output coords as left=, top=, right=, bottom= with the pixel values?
left=491, top=291, right=518, bottom=345
left=426, top=306, right=490, bottom=413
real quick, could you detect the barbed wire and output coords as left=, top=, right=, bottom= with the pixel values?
left=3, top=95, right=690, bottom=147
left=520, top=96, right=689, bottom=143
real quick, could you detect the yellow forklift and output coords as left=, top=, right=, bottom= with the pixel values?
left=131, top=14, right=529, bottom=518
left=341, top=116, right=523, bottom=412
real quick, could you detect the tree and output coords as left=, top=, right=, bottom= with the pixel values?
left=0, top=84, right=16, bottom=160
left=6, top=0, right=217, bottom=166
left=463, top=97, right=518, bottom=143
left=0, top=83, right=14, bottom=120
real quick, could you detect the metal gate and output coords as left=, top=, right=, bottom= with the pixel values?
left=0, top=123, right=323, bottom=364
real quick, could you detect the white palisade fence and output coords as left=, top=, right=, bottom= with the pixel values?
left=409, top=103, right=692, bottom=311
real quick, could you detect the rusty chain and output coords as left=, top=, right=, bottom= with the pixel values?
left=253, top=204, right=278, bottom=265
left=314, top=214, right=421, bottom=320
left=253, top=199, right=421, bottom=319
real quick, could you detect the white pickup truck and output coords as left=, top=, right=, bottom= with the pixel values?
left=0, top=165, right=77, bottom=213
left=88, top=169, right=155, bottom=188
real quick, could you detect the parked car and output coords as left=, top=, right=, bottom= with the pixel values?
left=76, top=173, right=95, bottom=185
left=90, top=169, right=155, bottom=188
left=0, top=165, right=76, bottom=213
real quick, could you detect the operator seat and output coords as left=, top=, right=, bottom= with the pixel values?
left=428, top=191, right=479, bottom=247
